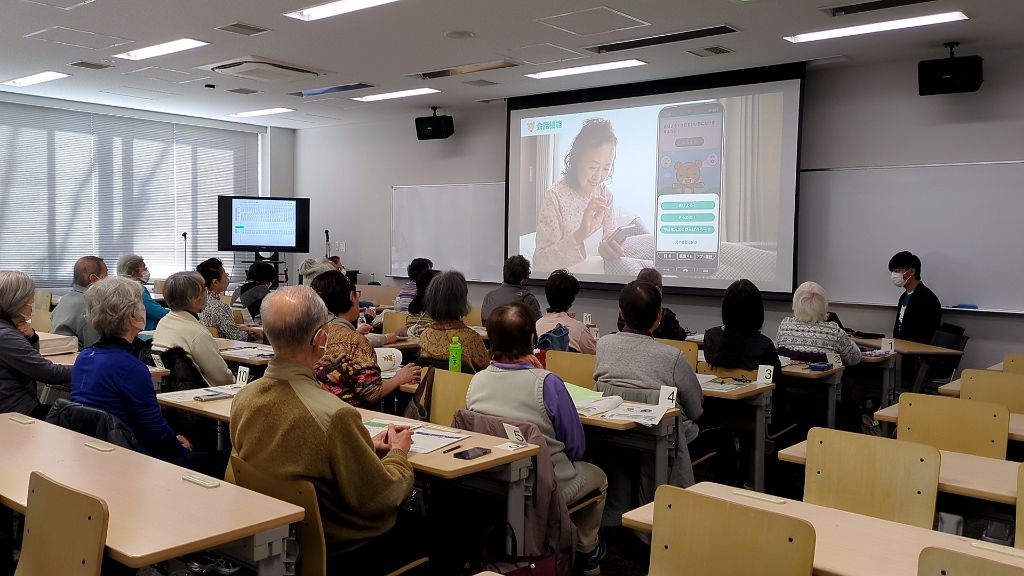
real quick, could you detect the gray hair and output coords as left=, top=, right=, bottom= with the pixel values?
left=424, top=270, right=470, bottom=322
left=261, top=285, right=330, bottom=353
left=73, top=256, right=107, bottom=287
left=792, top=281, right=829, bottom=323
left=117, top=254, right=145, bottom=279
left=163, top=272, right=205, bottom=311
left=0, top=271, right=35, bottom=320
left=298, top=258, right=335, bottom=285
left=636, top=268, right=663, bottom=288
left=85, top=277, right=144, bottom=338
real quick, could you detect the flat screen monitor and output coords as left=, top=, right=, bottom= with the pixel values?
left=217, top=196, right=310, bottom=253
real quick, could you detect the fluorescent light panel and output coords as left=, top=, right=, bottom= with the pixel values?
left=525, top=59, right=646, bottom=79
left=113, top=38, right=208, bottom=60
left=1, top=71, right=70, bottom=87
left=784, top=11, right=968, bottom=43
left=352, top=87, right=439, bottom=102
left=284, top=0, right=399, bottom=21
left=229, top=107, right=295, bottom=117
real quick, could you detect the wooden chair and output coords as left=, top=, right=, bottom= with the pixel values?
left=383, top=311, right=409, bottom=334
left=429, top=369, right=473, bottom=426
left=16, top=471, right=109, bottom=576
left=696, top=361, right=758, bottom=381
left=803, top=427, right=940, bottom=529
left=648, top=485, right=815, bottom=576
left=545, top=350, right=596, bottom=389
left=462, top=306, right=483, bottom=327
left=229, top=455, right=326, bottom=576
left=31, top=289, right=53, bottom=333
left=655, top=338, right=699, bottom=370
left=918, top=547, right=1024, bottom=575
left=898, top=393, right=1009, bottom=458
left=207, top=325, right=222, bottom=338
left=232, top=308, right=245, bottom=324
left=961, top=369, right=1024, bottom=413
left=1005, top=354, right=1024, bottom=375
left=154, top=279, right=166, bottom=293
left=219, top=293, right=233, bottom=305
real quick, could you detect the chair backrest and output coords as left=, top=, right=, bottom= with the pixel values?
left=45, top=399, right=141, bottom=451
left=16, top=471, right=109, bottom=576
left=158, top=347, right=206, bottom=393
left=649, top=485, right=815, bottom=576
left=898, top=393, right=1009, bottom=458
left=31, top=289, right=53, bottom=333
left=207, top=325, right=222, bottom=338
left=803, top=427, right=939, bottom=529
left=463, top=306, right=483, bottom=327
left=1006, top=354, right=1024, bottom=375
left=696, top=361, right=758, bottom=381
left=357, top=284, right=401, bottom=307
left=232, top=308, right=245, bottom=324
left=545, top=350, right=596, bottom=390
left=655, top=338, right=699, bottom=369
left=382, top=311, right=409, bottom=334
left=961, top=369, right=1024, bottom=413
left=918, top=547, right=1024, bottom=575
left=229, top=455, right=324, bottom=576
left=429, top=369, right=473, bottom=426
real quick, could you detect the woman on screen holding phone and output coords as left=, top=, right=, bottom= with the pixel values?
left=534, top=118, right=627, bottom=272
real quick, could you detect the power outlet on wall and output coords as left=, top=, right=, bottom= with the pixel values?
left=332, top=241, right=346, bottom=253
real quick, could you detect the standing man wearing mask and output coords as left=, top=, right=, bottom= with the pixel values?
left=888, top=251, right=941, bottom=344
left=117, top=254, right=169, bottom=330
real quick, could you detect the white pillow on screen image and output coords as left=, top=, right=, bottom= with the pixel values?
left=376, top=348, right=404, bottom=378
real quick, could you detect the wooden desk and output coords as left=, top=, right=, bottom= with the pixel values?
left=939, top=362, right=1004, bottom=397
left=621, top=482, right=1024, bottom=575
left=215, top=338, right=274, bottom=366
left=700, top=380, right=775, bottom=492
left=156, top=394, right=539, bottom=556
left=49, top=352, right=170, bottom=384
left=779, top=440, right=1019, bottom=505
left=875, top=404, right=1024, bottom=443
left=855, top=338, right=963, bottom=408
left=391, top=337, right=421, bottom=351
left=0, top=414, right=302, bottom=573
left=781, top=363, right=845, bottom=429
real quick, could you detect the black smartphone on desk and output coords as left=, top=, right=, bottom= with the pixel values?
left=453, top=447, right=491, bottom=460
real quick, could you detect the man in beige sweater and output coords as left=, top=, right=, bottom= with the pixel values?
left=230, top=285, right=420, bottom=575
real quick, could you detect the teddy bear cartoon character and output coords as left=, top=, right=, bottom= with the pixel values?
left=673, top=160, right=704, bottom=194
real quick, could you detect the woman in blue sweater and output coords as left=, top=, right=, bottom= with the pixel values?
left=71, top=277, right=191, bottom=461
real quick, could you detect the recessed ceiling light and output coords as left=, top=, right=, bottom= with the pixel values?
left=352, top=87, right=439, bottom=102
left=525, top=59, right=646, bottom=79
left=1, top=71, right=71, bottom=87
left=229, top=107, right=295, bottom=117
left=113, top=38, right=209, bottom=61
left=444, top=30, right=475, bottom=40
left=284, top=0, right=400, bottom=22
left=783, top=11, right=968, bottom=43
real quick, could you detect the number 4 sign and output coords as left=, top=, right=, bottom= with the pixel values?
left=659, top=385, right=677, bottom=407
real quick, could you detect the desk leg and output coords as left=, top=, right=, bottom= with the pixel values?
left=892, top=355, right=902, bottom=406
left=0, top=506, right=12, bottom=576
left=506, top=472, right=527, bottom=557
left=750, top=392, right=769, bottom=493
left=826, top=374, right=841, bottom=429
left=217, top=421, right=230, bottom=451
left=654, top=434, right=669, bottom=487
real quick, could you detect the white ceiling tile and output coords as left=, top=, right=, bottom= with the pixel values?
left=537, top=7, right=650, bottom=37
left=25, top=26, right=131, bottom=50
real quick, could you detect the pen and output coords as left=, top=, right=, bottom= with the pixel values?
left=442, top=444, right=462, bottom=454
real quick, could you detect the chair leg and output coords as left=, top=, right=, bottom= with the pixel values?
left=910, top=361, right=930, bottom=394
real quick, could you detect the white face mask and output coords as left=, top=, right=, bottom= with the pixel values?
left=891, top=270, right=908, bottom=287
left=315, top=328, right=328, bottom=352
left=132, top=312, right=146, bottom=330
left=140, top=270, right=151, bottom=283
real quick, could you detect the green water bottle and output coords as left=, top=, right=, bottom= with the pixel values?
left=448, top=335, right=462, bottom=372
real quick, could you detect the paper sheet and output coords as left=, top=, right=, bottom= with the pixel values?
left=575, top=396, right=624, bottom=417
left=700, top=378, right=744, bottom=392
left=564, top=382, right=603, bottom=403
left=409, top=429, right=468, bottom=454
left=600, top=403, right=670, bottom=426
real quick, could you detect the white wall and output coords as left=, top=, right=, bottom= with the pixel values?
left=294, top=47, right=1024, bottom=370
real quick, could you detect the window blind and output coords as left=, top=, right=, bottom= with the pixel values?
left=0, top=101, right=259, bottom=287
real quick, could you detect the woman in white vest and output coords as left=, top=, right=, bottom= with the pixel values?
left=466, top=302, right=607, bottom=576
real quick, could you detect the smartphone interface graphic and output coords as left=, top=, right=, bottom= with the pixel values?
left=655, top=102, right=724, bottom=276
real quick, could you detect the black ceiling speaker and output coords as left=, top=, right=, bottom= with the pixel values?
left=919, top=42, right=983, bottom=96
left=415, top=107, right=455, bottom=140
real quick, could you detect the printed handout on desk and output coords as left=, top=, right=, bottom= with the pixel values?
left=209, top=383, right=248, bottom=396
left=363, top=418, right=423, bottom=438
left=410, top=429, right=468, bottom=454
left=226, top=345, right=275, bottom=359
left=564, top=382, right=603, bottom=403
left=159, top=388, right=234, bottom=402
left=699, top=376, right=745, bottom=392
left=575, top=396, right=624, bottom=417
left=600, top=403, right=670, bottom=426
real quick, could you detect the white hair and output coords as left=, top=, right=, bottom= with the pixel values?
left=117, top=254, right=145, bottom=279
left=0, top=271, right=35, bottom=320
left=85, top=277, right=145, bottom=338
left=792, top=281, right=829, bottom=323
left=261, top=285, right=331, bottom=353
left=163, top=272, right=205, bottom=311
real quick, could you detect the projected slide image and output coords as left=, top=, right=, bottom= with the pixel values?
left=516, top=92, right=786, bottom=287
left=231, top=198, right=297, bottom=248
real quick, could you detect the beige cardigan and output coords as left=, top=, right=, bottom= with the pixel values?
left=152, top=309, right=234, bottom=387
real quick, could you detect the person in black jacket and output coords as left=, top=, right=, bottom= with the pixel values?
left=703, top=279, right=781, bottom=381
left=616, top=268, right=689, bottom=340
left=888, top=251, right=941, bottom=344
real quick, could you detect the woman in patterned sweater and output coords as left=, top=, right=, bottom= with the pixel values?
left=776, top=281, right=862, bottom=366
left=418, top=271, right=489, bottom=373
left=196, top=258, right=256, bottom=341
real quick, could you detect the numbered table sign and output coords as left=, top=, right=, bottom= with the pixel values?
left=659, top=385, right=677, bottom=407
left=757, top=364, right=774, bottom=383
left=503, top=423, right=526, bottom=444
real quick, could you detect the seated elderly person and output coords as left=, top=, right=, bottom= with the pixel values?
left=481, top=255, right=542, bottom=326
left=152, top=272, right=234, bottom=387
left=397, top=257, right=433, bottom=313
left=310, top=271, right=420, bottom=408
left=196, top=257, right=255, bottom=342
left=233, top=261, right=276, bottom=319
left=51, top=255, right=108, bottom=349
left=404, top=269, right=439, bottom=338
left=615, top=268, right=688, bottom=341
left=535, top=269, right=597, bottom=354
left=230, top=286, right=426, bottom=575
left=776, top=281, right=862, bottom=366
left=467, top=303, right=607, bottom=575
left=117, top=254, right=168, bottom=329
left=70, top=277, right=194, bottom=461
left=418, top=271, right=489, bottom=373
left=0, top=271, right=72, bottom=417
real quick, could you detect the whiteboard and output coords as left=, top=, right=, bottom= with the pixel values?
left=798, top=162, right=1024, bottom=312
left=390, top=183, right=504, bottom=283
